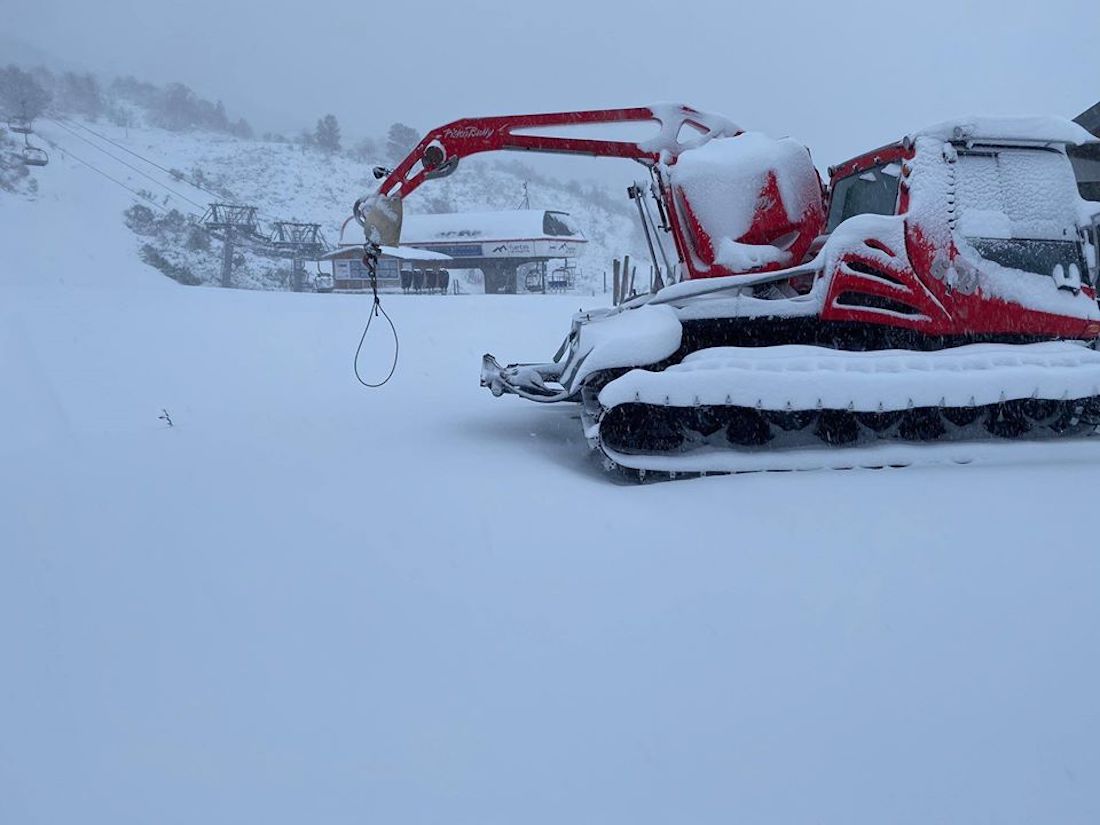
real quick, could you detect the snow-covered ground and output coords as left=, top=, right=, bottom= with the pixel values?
left=4, top=128, right=1100, bottom=825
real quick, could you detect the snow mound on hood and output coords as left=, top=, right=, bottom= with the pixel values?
left=670, top=132, right=821, bottom=270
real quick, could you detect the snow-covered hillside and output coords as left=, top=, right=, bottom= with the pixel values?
left=0, top=129, right=168, bottom=290
left=19, top=114, right=643, bottom=292
left=4, top=112, right=1100, bottom=825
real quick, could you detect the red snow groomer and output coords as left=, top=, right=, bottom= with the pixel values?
left=353, top=105, right=1100, bottom=478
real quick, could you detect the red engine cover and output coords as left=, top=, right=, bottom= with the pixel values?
left=669, top=133, right=825, bottom=278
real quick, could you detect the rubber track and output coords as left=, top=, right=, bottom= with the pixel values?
left=594, top=397, right=1100, bottom=482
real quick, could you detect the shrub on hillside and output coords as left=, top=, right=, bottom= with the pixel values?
left=140, top=244, right=202, bottom=285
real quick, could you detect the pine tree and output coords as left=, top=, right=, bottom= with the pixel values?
left=59, top=72, right=102, bottom=118
left=212, top=100, right=229, bottom=131
left=157, top=83, right=198, bottom=131
left=0, top=66, right=51, bottom=120
left=315, top=114, right=341, bottom=153
left=386, top=122, right=419, bottom=164
left=230, top=118, right=253, bottom=139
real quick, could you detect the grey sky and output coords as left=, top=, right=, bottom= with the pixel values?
left=6, top=0, right=1099, bottom=180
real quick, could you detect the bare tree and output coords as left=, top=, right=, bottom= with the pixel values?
left=0, top=65, right=52, bottom=121
left=350, top=136, right=378, bottom=162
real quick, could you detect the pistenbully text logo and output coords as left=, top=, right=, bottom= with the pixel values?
left=442, top=126, right=496, bottom=140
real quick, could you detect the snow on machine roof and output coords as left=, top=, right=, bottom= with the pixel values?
left=913, top=116, right=1097, bottom=146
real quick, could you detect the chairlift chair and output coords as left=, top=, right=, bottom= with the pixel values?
left=313, top=260, right=334, bottom=293
left=22, top=145, right=48, bottom=167
left=524, top=271, right=543, bottom=292
left=7, top=118, right=32, bottom=135
left=547, top=264, right=574, bottom=292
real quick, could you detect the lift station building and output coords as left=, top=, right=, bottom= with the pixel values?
left=321, top=245, right=453, bottom=292
left=400, top=209, right=586, bottom=294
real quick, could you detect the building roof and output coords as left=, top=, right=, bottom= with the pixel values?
left=321, top=245, right=452, bottom=262
left=401, top=209, right=585, bottom=245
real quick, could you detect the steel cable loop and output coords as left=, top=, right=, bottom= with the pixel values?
left=353, top=245, right=399, bottom=388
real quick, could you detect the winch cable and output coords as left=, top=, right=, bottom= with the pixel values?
left=352, top=243, right=399, bottom=388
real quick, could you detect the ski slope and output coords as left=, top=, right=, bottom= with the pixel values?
left=23, top=115, right=642, bottom=291
left=3, top=155, right=1100, bottom=825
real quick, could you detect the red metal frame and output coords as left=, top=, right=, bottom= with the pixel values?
left=374, top=105, right=751, bottom=281
left=371, top=105, right=1098, bottom=342
left=375, top=104, right=833, bottom=282
left=828, top=142, right=909, bottom=182
left=377, top=105, right=728, bottom=198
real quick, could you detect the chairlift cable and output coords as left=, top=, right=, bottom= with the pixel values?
left=54, top=115, right=228, bottom=202
left=49, top=142, right=175, bottom=215
left=46, top=117, right=207, bottom=211
left=55, top=116, right=293, bottom=230
left=47, top=116, right=329, bottom=271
